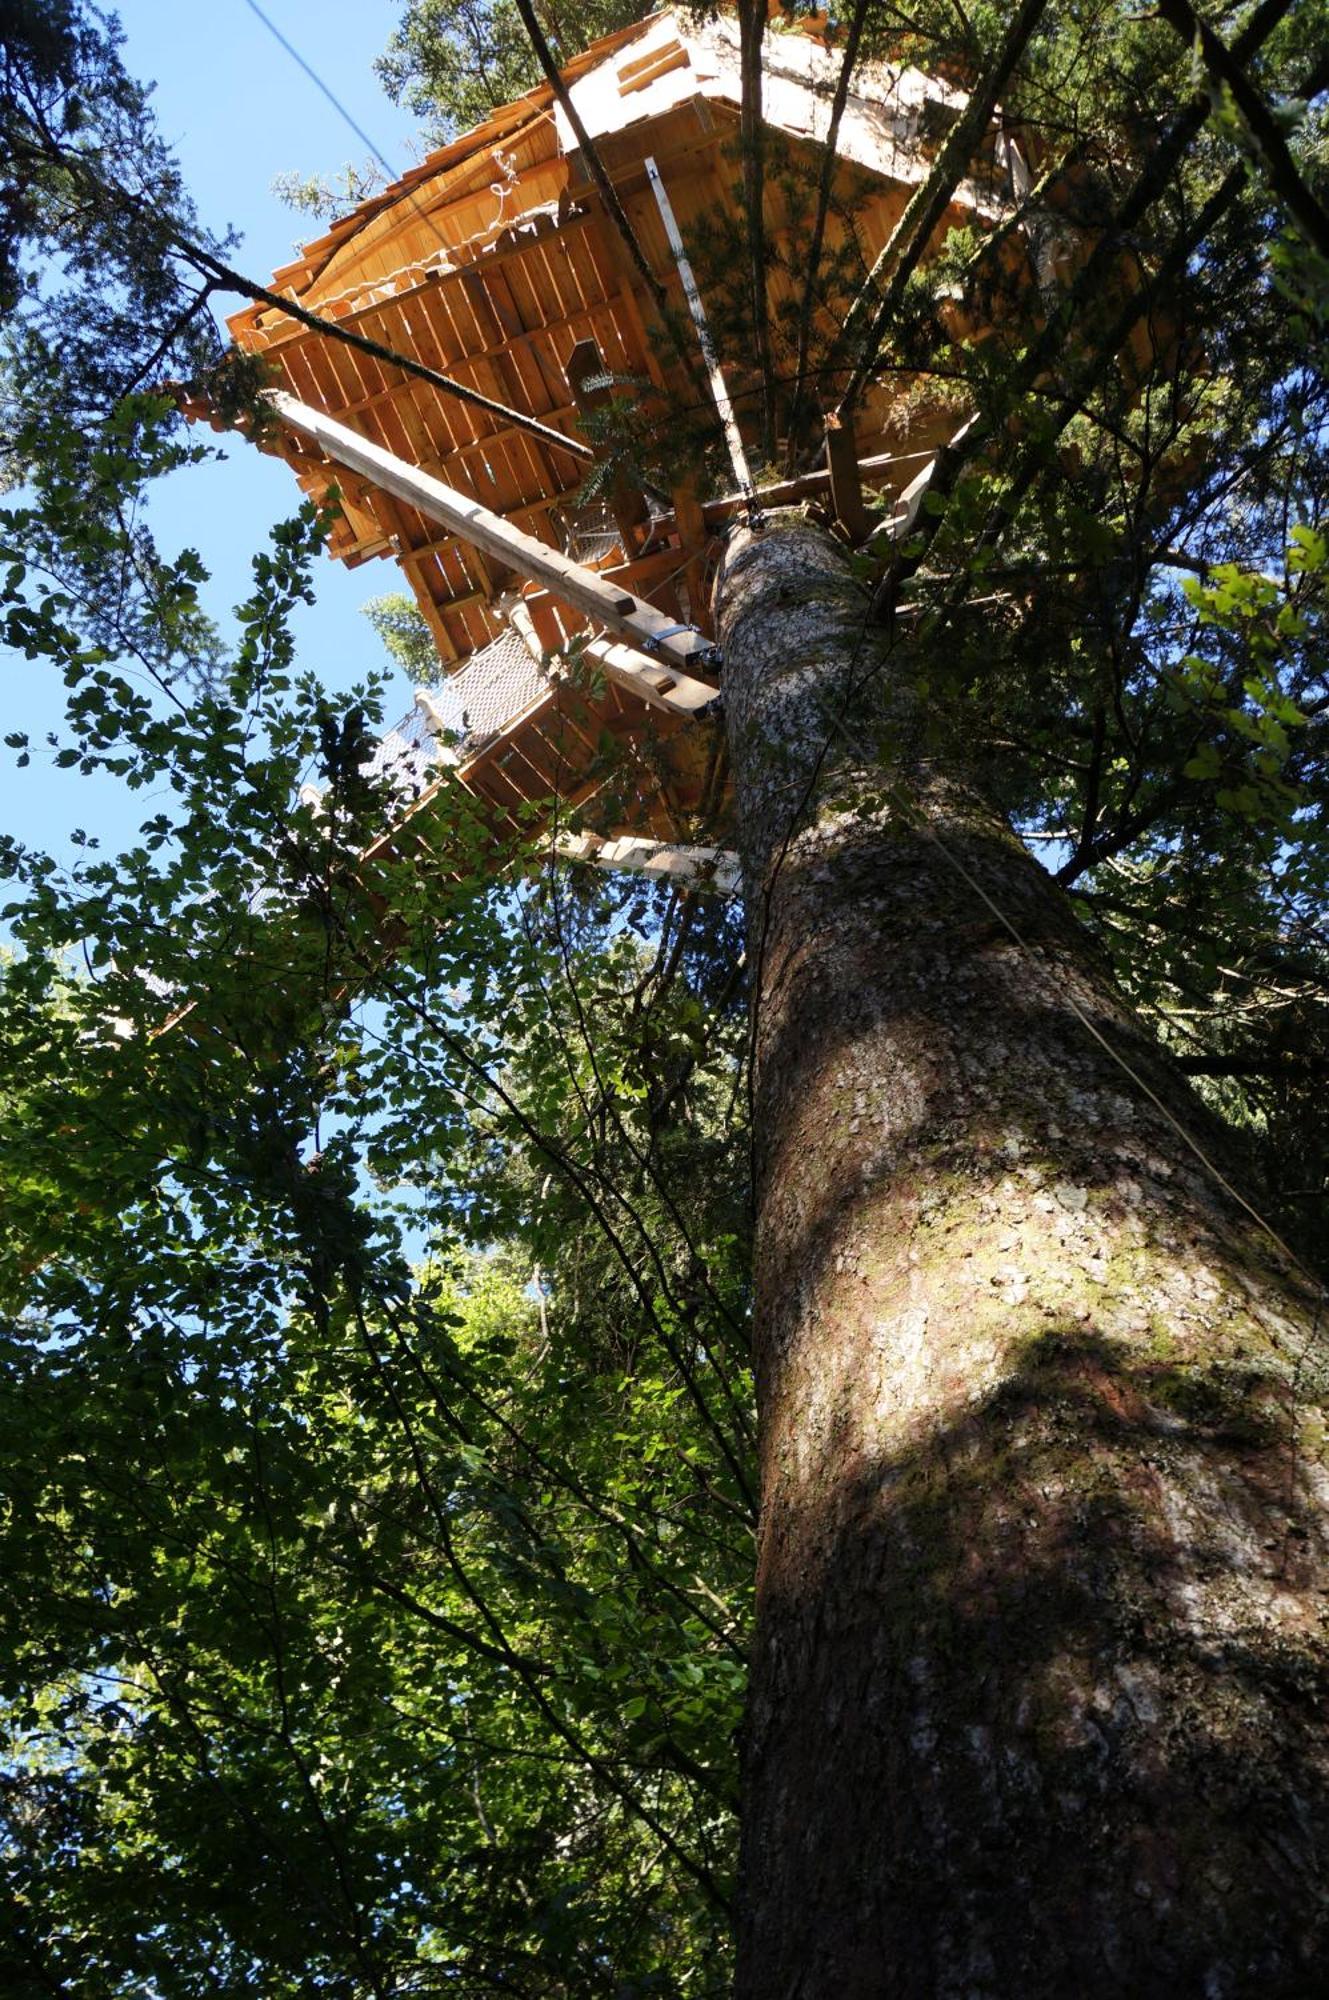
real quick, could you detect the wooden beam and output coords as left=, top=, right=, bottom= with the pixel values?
left=183, top=239, right=594, bottom=470
left=645, top=155, right=755, bottom=505
left=511, top=0, right=673, bottom=322
left=247, top=205, right=608, bottom=357
left=662, top=475, right=712, bottom=636
left=698, top=445, right=939, bottom=526
left=553, top=832, right=740, bottom=895
left=864, top=415, right=980, bottom=550
left=270, top=391, right=719, bottom=680
left=327, top=375, right=585, bottom=477
left=374, top=492, right=463, bottom=661
left=491, top=545, right=700, bottom=645
left=824, top=412, right=870, bottom=542
left=411, top=591, right=464, bottom=665
left=583, top=636, right=719, bottom=715
left=505, top=594, right=547, bottom=665
left=672, top=477, right=707, bottom=552
left=399, top=492, right=565, bottom=567
left=613, top=276, right=669, bottom=393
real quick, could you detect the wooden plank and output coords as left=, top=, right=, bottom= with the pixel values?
left=404, top=491, right=566, bottom=568
left=542, top=692, right=604, bottom=766
left=666, top=475, right=713, bottom=636
left=480, top=730, right=561, bottom=800
left=459, top=268, right=506, bottom=348
left=374, top=493, right=462, bottom=664
left=400, top=553, right=485, bottom=620
left=696, top=445, right=940, bottom=526
left=523, top=716, right=579, bottom=789
left=411, top=590, right=462, bottom=665
left=468, top=763, right=533, bottom=815
left=824, top=411, right=871, bottom=542
left=671, top=478, right=706, bottom=551
left=530, top=238, right=578, bottom=329
left=644, top=154, right=754, bottom=501
left=452, top=599, right=505, bottom=658
left=271, top=391, right=719, bottom=679
left=866, top=414, right=980, bottom=549
left=583, top=636, right=719, bottom=715
left=553, top=832, right=740, bottom=896
left=505, top=594, right=545, bottom=664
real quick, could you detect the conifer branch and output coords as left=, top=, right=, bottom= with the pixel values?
left=1157, top=0, right=1329, bottom=258
left=835, top=0, right=1051, bottom=423
left=786, top=0, right=873, bottom=457
left=738, top=0, right=776, bottom=456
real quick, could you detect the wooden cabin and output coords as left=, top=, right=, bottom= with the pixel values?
left=213, top=6, right=1035, bottom=882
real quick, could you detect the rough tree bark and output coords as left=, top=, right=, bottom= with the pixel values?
left=716, top=516, right=1329, bottom=1999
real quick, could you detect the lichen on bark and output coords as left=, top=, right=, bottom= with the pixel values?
left=717, top=515, right=1329, bottom=1999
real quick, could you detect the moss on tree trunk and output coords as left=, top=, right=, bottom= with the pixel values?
left=717, top=517, right=1329, bottom=1998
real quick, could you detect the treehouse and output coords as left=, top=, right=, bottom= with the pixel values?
left=208, top=5, right=1053, bottom=887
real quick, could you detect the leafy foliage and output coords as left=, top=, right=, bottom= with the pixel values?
left=0, top=0, right=225, bottom=472
left=1, top=481, right=751, bottom=1991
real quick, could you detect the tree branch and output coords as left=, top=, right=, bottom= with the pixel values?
left=11, top=130, right=594, bottom=467
left=510, top=0, right=668, bottom=323
left=1175, top=1053, right=1329, bottom=1076
left=786, top=0, right=873, bottom=456
left=867, top=0, right=1303, bottom=617
left=1157, top=0, right=1329, bottom=259
left=738, top=0, right=776, bottom=455
left=835, top=0, right=1051, bottom=423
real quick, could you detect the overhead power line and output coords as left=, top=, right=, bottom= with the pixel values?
left=240, top=0, right=402, bottom=187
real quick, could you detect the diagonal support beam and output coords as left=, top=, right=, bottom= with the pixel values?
left=864, top=415, right=980, bottom=552
left=553, top=831, right=739, bottom=895
left=268, top=391, right=720, bottom=680
left=506, top=600, right=719, bottom=714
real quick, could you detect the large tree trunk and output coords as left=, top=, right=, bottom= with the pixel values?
left=716, top=517, right=1329, bottom=1998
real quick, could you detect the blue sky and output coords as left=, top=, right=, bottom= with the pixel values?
left=5, top=1, right=432, bottom=862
